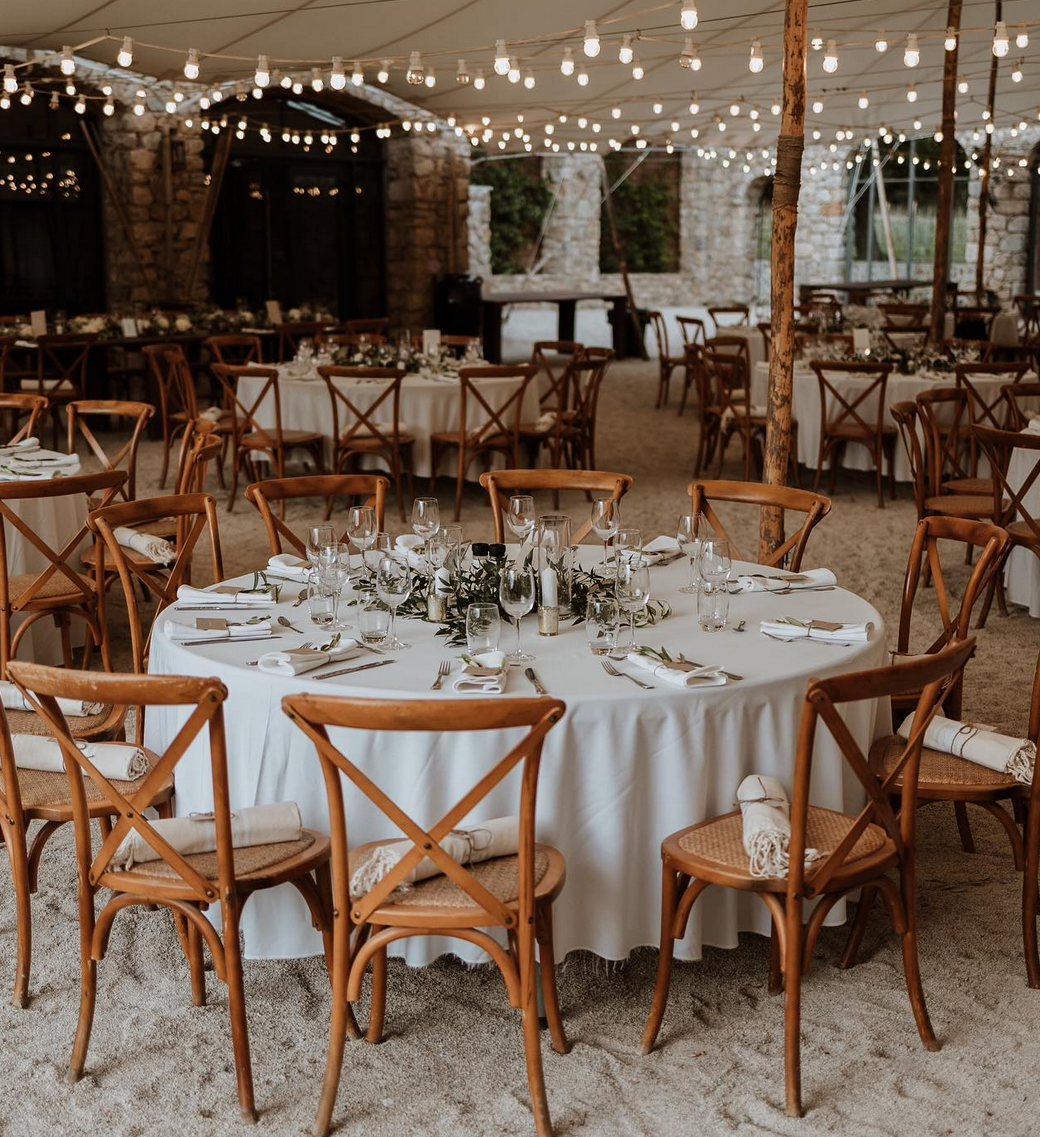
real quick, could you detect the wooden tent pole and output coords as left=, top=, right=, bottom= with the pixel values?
left=929, top=0, right=963, bottom=344
left=759, top=0, right=808, bottom=562
left=975, top=0, right=1001, bottom=297
left=185, top=127, right=233, bottom=300
left=600, top=161, right=649, bottom=360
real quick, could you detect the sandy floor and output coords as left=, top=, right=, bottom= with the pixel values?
left=2, top=342, right=1039, bottom=1137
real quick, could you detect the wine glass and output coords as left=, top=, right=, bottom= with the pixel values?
left=590, top=498, right=620, bottom=569
left=362, top=532, right=391, bottom=583
left=506, top=495, right=536, bottom=544
left=318, top=543, right=352, bottom=629
left=697, top=537, right=732, bottom=586
left=306, top=524, right=335, bottom=567
left=614, top=562, right=651, bottom=655
left=499, top=564, right=536, bottom=665
left=375, top=554, right=412, bottom=650
left=346, top=505, right=375, bottom=576
left=615, top=527, right=643, bottom=570
left=411, top=496, right=440, bottom=572
left=466, top=603, right=501, bottom=656
left=586, top=597, right=620, bottom=655
left=677, top=512, right=705, bottom=594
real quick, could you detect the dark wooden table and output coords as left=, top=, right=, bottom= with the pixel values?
left=799, top=279, right=929, bottom=304
left=480, top=290, right=629, bottom=362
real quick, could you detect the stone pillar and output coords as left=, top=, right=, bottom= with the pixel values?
left=467, top=183, right=492, bottom=281
left=793, top=147, right=846, bottom=291
left=538, top=155, right=601, bottom=282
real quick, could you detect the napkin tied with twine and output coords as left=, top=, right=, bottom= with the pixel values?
left=736, top=775, right=821, bottom=878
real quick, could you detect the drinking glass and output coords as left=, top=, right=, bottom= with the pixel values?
left=375, top=554, right=412, bottom=650
left=615, top=527, right=643, bottom=569
left=362, top=532, right=391, bottom=580
left=697, top=580, right=730, bottom=632
left=506, top=495, right=536, bottom=544
left=585, top=597, right=620, bottom=656
left=697, top=536, right=732, bottom=586
left=590, top=498, right=620, bottom=568
left=499, top=564, right=536, bottom=665
left=318, top=543, right=351, bottom=628
left=466, top=603, right=501, bottom=656
left=677, top=512, right=705, bottom=594
left=411, top=496, right=441, bottom=573
left=346, top=505, right=376, bottom=575
left=306, top=571, right=338, bottom=628
left=306, top=524, right=336, bottom=567
left=614, top=562, right=651, bottom=654
left=358, top=603, right=390, bottom=645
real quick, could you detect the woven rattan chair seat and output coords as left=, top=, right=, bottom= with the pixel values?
left=1007, top=521, right=1040, bottom=547
left=122, top=831, right=319, bottom=883
left=2, top=752, right=160, bottom=811
left=7, top=570, right=94, bottom=604
left=241, top=428, right=322, bottom=448
left=942, top=477, right=993, bottom=496
left=870, top=734, right=1019, bottom=791
left=80, top=543, right=167, bottom=569
left=3, top=705, right=116, bottom=738
left=923, top=494, right=1001, bottom=517
left=340, top=431, right=415, bottom=447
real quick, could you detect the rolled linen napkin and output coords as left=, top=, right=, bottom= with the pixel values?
left=266, top=553, right=312, bottom=582
left=350, top=815, right=519, bottom=897
left=198, top=405, right=225, bottom=422
left=113, top=526, right=176, bottom=566
left=738, top=567, right=836, bottom=592
left=176, top=583, right=276, bottom=606
left=896, top=713, right=1035, bottom=785
left=10, top=449, right=81, bottom=469
left=110, top=801, right=303, bottom=871
left=627, top=652, right=726, bottom=689
left=0, top=680, right=103, bottom=717
left=760, top=616, right=872, bottom=642
left=453, top=651, right=507, bottom=694
left=13, top=736, right=149, bottom=781
left=257, top=638, right=360, bottom=676
left=163, top=616, right=273, bottom=642
left=737, top=774, right=821, bottom=878
left=1027, top=417, right=1040, bottom=435
left=0, top=465, right=66, bottom=482
left=0, top=437, right=39, bottom=457
left=535, top=410, right=557, bottom=433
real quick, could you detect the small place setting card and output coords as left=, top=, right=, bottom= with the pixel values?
left=30, top=310, right=48, bottom=337
left=265, top=299, right=283, bottom=325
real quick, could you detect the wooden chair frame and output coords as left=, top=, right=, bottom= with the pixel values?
left=676, top=316, right=707, bottom=347
left=204, top=333, right=264, bottom=368
left=555, top=353, right=613, bottom=474
left=0, top=393, right=47, bottom=444
left=956, top=361, right=1028, bottom=473
left=1001, top=381, right=1040, bottom=430
left=706, top=347, right=760, bottom=480
left=31, top=334, right=96, bottom=446
left=277, top=321, right=326, bottom=362
left=647, top=311, right=685, bottom=408
left=345, top=318, right=389, bottom=337
left=245, top=474, right=389, bottom=555
left=480, top=468, right=633, bottom=543
left=707, top=305, right=750, bottom=332
left=66, top=399, right=154, bottom=502
left=281, top=692, right=568, bottom=1137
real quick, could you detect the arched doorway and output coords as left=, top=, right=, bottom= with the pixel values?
left=207, top=93, right=385, bottom=319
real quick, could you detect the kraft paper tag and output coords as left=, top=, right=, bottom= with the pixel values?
left=265, top=300, right=283, bottom=325
left=196, top=617, right=228, bottom=631
left=213, top=586, right=242, bottom=596
left=808, top=619, right=843, bottom=632
left=30, top=310, right=47, bottom=336
left=463, top=665, right=503, bottom=678
left=422, top=328, right=441, bottom=355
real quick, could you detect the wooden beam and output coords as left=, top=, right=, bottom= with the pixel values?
left=929, top=0, right=963, bottom=344
left=759, top=0, right=808, bottom=562
left=975, top=0, right=1001, bottom=297
left=185, top=127, right=233, bottom=301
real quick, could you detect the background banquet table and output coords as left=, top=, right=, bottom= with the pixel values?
left=237, top=366, right=541, bottom=478
left=146, top=551, right=887, bottom=966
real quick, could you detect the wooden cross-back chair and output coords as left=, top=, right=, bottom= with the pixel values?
left=0, top=393, right=47, bottom=444
left=646, top=311, right=686, bottom=409
left=704, top=346, right=765, bottom=481
left=429, top=364, right=536, bottom=521
left=245, top=474, right=389, bottom=555
left=1012, top=294, right=1040, bottom=343
left=676, top=316, right=707, bottom=349
left=676, top=341, right=707, bottom=426
left=555, top=351, right=613, bottom=474
left=479, top=468, right=633, bottom=543
left=277, top=320, right=326, bottom=362
left=345, top=317, right=389, bottom=336
left=687, top=480, right=831, bottom=571
left=211, top=363, right=326, bottom=512
left=1001, top=381, right=1040, bottom=430
left=955, top=361, right=1028, bottom=474
left=879, top=302, right=929, bottom=326
left=521, top=341, right=585, bottom=464
left=641, top=640, right=976, bottom=1118
left=281, top=692, right=569, bottom=1137
left=0, top=469, right=126, bottom=676
left=143, top=343, right=188, bottom=487
left=170, top=418, right=225, bottom=496
left=204, top=333, right=264, bottom=369
left=30, top=334, right=97, bottom=446
left=316, top=365, right=414, bottom=522
left=810, top=360, right=895, bottom=508
left=8, top=663, right=331, bottom=1122
left=707, top=305, right=750, bottom=332
left=65, top=400, right=154, bottom=502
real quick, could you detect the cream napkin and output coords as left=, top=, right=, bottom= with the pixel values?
left=113, top=526, right=175, bottom=565
left=349, top=815, right=519, bottom=897
left=266, top=553, right=312, bottom=582
left=760, top=616, right=872, bottom=642
left=199, top=405, right=225, bottom=422
left=738, top=567, right=836, bottom=592
left=9, top=449, right=80, bottom=469
left=736, top=774, right=821, bottom=878
left=394, top=534, right=426, bottom=571
left=896, top=713, right=1036, bottom=785
left=163, top=616, right=273, bottom=642
left=453, top=651, right=507, bottom=693
left=13, top=736, right=149, bottom=780
left=627, top=652, right=726, bottom=688
left=0, top=438, right=39, bottom=457
left=1027, top=417, right=1040, bottom=435
left=0, top=680, right=103, bottom=718
left=257, top=639, right=360, bottom=676
left=535, top=411, right=557, bottom=432
left=110, top=801, right=303, bottom=871
left=633, top=535, right=682, bottom=566
left=176, top=583, right=276, bottom=607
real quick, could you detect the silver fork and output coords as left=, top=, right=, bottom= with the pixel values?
left=430, top=660, right=451, bottom=690
left=601, top=659, right=654, bottom=690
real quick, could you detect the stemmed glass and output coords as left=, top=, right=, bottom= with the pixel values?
left=507, top=495, right=536, bottom=545
left=697, top=536, right=732, bottom=587
left=375, top=554, right=412, bottom=650
left=306, top=524, right=335, bottom=567
left=318, top=543, right=352, bottom=629
left=499, top=564, right=536, bottom=665
left=362, top=532, right=391, bottom=585
left=411, top=496, right=441, bottom=572
left=677, top=512, right=705, bottom=594
left=615, top=527, right=643, bottom=570
left=614, top=562, right=651, bottom=655
left=346, top=506, right=376, bottom=578
left=590, top=498, right=620, bottom=569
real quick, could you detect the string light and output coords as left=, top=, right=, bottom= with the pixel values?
left=523, top=69, right=535, bottom=89
left=377, top=60, right=390, bottom=83
left=822, top=40, right=838, bottom=73
left=3, top=65, right=16, bottom=94
left=729, top=99, right=741, bottom=116
left=183, top=47, right=201, bottom=80
left=60, top=46, right=75, bottom=76
left=749, top=39, right=763, bottom=73
left=906, top=84, right=917, bottom=103
left=19, top=83, right=33, bottom=106
left=993, top=22, right=1009, bottom=57
left=493, top=40, right=509, bottom=75
left=280, top=73, right=293, bottom=90
left=133, top=89, right=145, bottom=115
left=771, top=101, right=781, bottom=115
left=689, top=94, right=700, bottom=115
left=812, top=96, right=824, bottom=114
left=1012, top=60, right=1023, bottom=83
left=680, top=2, right=698, bottom=31
left=631, top=58, right=644, bottom=80
left=407, top=52, right=424, bottom=84
left=351, top=60, right=364, bottom=86
left=49, top=91, right=59, bottom=109
left=473, top=69, right=486, bottom=90
left=904, top=34, right=919, bottom=67
left=583, top=21, right=600, bottom=58
left=681, top=40, right=701, bottom=70
left=810, top=33, right=823, bottom=51
left=619, top=35, right=634, bottom=65
left=957, top=74, right=969, bottom=94
left=117, top=37, right=134, bottom=68
left=165, top=94, right=177, bottom=113
left=875, top=31, right=888, bottom=53
left=576, top=65, right=589, bottom=86
left=560, top=48, right=575, bottom=76
left=611, top=105, right=622, bottom=119
left=103, top=96, right=115, bottom=116
left=456, top=59, right=470, bottom=84
left=944, top=27, right=957, bottom=51
left=507, top=58, right=521, bottom=84
left=310, top=67, right=324, bottom=92
left=1016, top=26, right=1029, bottom=49
left=330, top=57, right=346, bottom=89
left=254, top=55, right=270, bottom=87
left=858, top=91, right=869, bottom=109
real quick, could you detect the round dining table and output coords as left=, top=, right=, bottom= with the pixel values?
left=146, top=549, right=888, bottom=966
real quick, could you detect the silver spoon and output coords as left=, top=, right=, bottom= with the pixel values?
left=292, top=588, right=308, bottom=608
left=278, top=615, right=302, bottom=633
left=732, top=620, right=746, bottom=632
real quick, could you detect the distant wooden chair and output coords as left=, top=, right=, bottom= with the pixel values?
left=676, top=316, right=707, bottom=348
left=704, top=346, right=765, bottom=481
left=9, top=662, right=331, bottom=1122
left=1012, top=294, right=1040, bottom=343
left=707, top=305, right=750, bottom=332
left=676, top=341, right=706, bottom=424
left=205, top=333, right=264, bottom=369
left=640, top=639, right=975, bottom=1118
left=521, top=341, right=584, bottom=464
left=345, top=318, right=389, bottom=336
left=1001, top=381, right=1040, bottom=430
left=554, top=352, right=614, bottom=473
left=646, top=311, right=686, bottom=408
left=282, top=692, right=568, bottom=1137
left=66, top=400, right=154, bottom=503
left=245, top=474, right=389, bottom=555
left=0, top=393, right=47, bottom=444
left=687, top=480, right=830, bottom=570
left=480, top=469, right=633, bottom=543
left=955, top=360, right=1028, bottom=474
left=277, top=321, right=326, bottom=362
left=28, top=334, right=96, bottom=446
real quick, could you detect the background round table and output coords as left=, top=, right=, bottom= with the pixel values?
left=146, top=552, right=887, bottom=965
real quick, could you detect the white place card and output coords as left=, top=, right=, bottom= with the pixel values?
left=30, top=310, right=47, bottom=337
left=265, top=300, right=283, bottom=326
left=120, top=317, right=139, bottom=337
left=852, top=327, right=871, bottom=353
left=422, top=328, right=441, bottom=355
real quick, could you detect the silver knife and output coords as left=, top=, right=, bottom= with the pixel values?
left=315, top=659, right=396, bottom=680
left=184, top=634, right=285, bottom=646
left=173, top=605, right=276, bottom=612
left=524, top=666, right=547, bottom=694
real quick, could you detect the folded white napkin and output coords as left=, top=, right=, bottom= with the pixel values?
left=266, top=553, right=312, bottom=582
left=0, top=464, right=68, bottom=482
left=0, top=438, right=39, bottom=457
left=349, top=815, right=519, bottom=897
left=896, top=713, right=1035, bottom=785
left=627, top=652, right=726, bottom=688
left=110, top=801, right=303, bottom=871
left=113, top=526, right=175, bottom=566
left=760, top=616, right=872, bottom=642
left=10, top=449, right=80, bottom=469
left=394, top=534, right=427, bottom=572
left=453, top=651, right=507, bottom=693
left=257, top=639, right=359, bottom=676
left=0, top=680, right=103, bottom=718
left=163, top=616, right=273, bottom=642
left=736, top=774, right=821, bottom=878
left=738, top=567, right=836, bottom=592
left=175, top=583, right=276, bottom=606
left=629, top=535, right=683, bottom=566
left=1027, top=417, right=1040, bottom=435
left=13, top=736, right=149, bottom=780
left=535, top=411, right=557, bottom=433
left=198, top=405, right=225, bottom=422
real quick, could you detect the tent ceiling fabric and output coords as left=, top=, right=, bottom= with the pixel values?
left=0, top=2, right=1038, bottom=149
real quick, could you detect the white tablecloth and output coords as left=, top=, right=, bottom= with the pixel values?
left=237, top=369, right=541, bottom=479
left=714, top=325, right=766, bottom=372
left=1005, top=434, right=1040, bottom=616
left=146, top=552, right=887, bottom=965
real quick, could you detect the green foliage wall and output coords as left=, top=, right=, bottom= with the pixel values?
left=470, top=157, right=552, bottom=274
left=600, top=155, right=681, bottom=273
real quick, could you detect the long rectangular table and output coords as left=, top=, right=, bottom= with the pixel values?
left=480, top=290, right=629, bottom=362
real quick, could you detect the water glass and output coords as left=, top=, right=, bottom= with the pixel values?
left=585, top=597, right=620, bottom=656
left=466, top=603, right=501, bottom=656
left=358, top=603, right=390, bottom=645
left=411, top=496, right=441, bottom=543
left=615, top=527, right=643, bottom=569
left=318, top=543, right=352, bottom=627
left=677, top=512, right=705, bottom=594
left=697, top=580, right=730, bottom=632
left=346, top=505, right=376, bottom=568
left=306, top=571, right=338, bottom=628
left=375, top=554, right=412, bottom=650
left=697, top=536, right=732, bottom=585
left=499, top=564, right=536, bottom=665
left=507, top=495, right=536, bottom=543
left=615, top=562, right=651, bottom=654
left=590, top=498, right=621, bottom=568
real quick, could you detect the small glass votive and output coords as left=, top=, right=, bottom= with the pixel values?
left=427, top=591, right=448, bottom=622
left=358, top=603, right=390, bottom=645
left=697, top=580, right=729, bottom=632
left=538, top=605, right=559, bottom=636
left=586, top=597, right=619, bottom=655
left=307, top=573, right=338, bottom=628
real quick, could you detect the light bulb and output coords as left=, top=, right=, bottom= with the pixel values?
left=523, top=70, right=535, bottom=89
left=944, top=27, right=957, bottom=52
left=749, top=105, right=759, bottom=120
left=473, top=70, right=486, bottom=90
left=631, top=60, right=644, bottom=80
left=913, top=118, right=922, bottom=130
left=730, top=100, right=741, bottom=116
left=280, top=73, right=293, bottom=89
left=934, top=130, right=943, bottom=142
left=680, top=2, right=698, bottom=31
left=812, top=97, right=824, bottom=114
left=507, top=59, right=520, bottom=84
left=544, top=122, right=554, bottom=135
left=749, top=39, right=763, bottom=73
left=103, top=96, right=115, bottom=115
left=20, top=83, right=32, bottom=106
left=493, top=40, right=509, bottom=76
left=311, top=68, right=324, bottom=92
left=858, top=92, right=869, bottom=109
left=561, top=48, right=575, bottom=76
left=957, top=74, right=968, bottom=94
left=671, top=119, right=680, bottom=132
left=771, top=102, right=780, bottom=115
left=611, top=105, right=621, bottom=119
left=184, top=47, right=201, bottom=80
left=211, top=87, right=223, bottom=102
left=456, top=59, right=470, bottom=84
left=823, top=41, right=838, bottom=73
left=875, top=31, right=888, bottom=53
left=255, top=55, right=270, bottom=87
left=407, top=52, right=424, bottom=84
left=689, top=95, right=699, bottom=115
left=117, top=37, right=134, bottom=68
left=583, top=20, right=600, bottom=58
left=3, top=65, right=16, bottom=93
left=1012, top=60, right=1023, bottom=83
left=60, top=46, right=75, bottom=76
left=652, top=102, right=662, bottom=115
left=74, top=95, right=86, bottom=114
left=906, top=84, right=917, bottom=103
left=1016, top=26, right=1029, bottom=49
left=133, top=99, right=145, bottom=117
left=619, top=35, right=633, bottom=65
left=681, top=40, right=701, bottom=70
left=993, top=21, right=1009, bottom=58
left=576, top=65, right=589, bottom=87
left=904, top=34, right=919, bottom=67
left=351, top=61, right=364, bottom=86
left=165, top=96, right=177, bottom=113
left=330, top=57, right=346, bottom=89
left=377, top=60, right=390, bottom=83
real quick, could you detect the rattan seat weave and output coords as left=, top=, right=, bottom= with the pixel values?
left=7, top=570, right=94, bottom=603
left=123, top=832, right=317, bottom=882
left=3, top=760, right=152, bottom=810
left=241, top=428, right=322, bottom=448
left=1007, top=521, right=1040, bottom=546
left=922, top=494, right=1001, bottom=517
left=2, top=706, right=115, bottom=738
left=870, top=733, right=1019, bottom=789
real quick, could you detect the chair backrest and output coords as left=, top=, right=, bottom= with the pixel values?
left=1013, top=294, right=1040, bottom=341
left=0, top=334, right=14, bottom=387
left=881, top=326, right=929, bottom=353
left=454, top=365, right=536, bottom=447
left=205, top=334, right=263, bottom=367
left=676, top=317, right=706, bottom=347
left=1001, top=381, right=1040, bottom=430
left=282, top=693, right=564, bottom=941
left=479, top=468, right=633, bottom=543
left=0, top=393, right=47, bottom=443
left=66, top=400, right=154, bottom=502
left=646, top=311, right=670, bottom=358
left=33, top=334, right=96, bottom=398
left=707, top=334, right=751, bottom=368
left=245, top=474, right=389, bottom=555
left=316, top=365, right=406, bottom=453
left=687, top=479, right=831, bottom=570
left=915, top=387, right=972, bottom=496
left=563, top=353, right=613, bottom=446
left=345, top=318, right=389, bottom=336
left=879, top=302, right=929, bottom=327
left=973, top=423, right=1040, bottom=548
left=277, top=321, right=326, bottom=361
left=891, top=401, right=929, bottom=516
left=708, top=305, right=750, bottom=331
left=955, top=361, right=1029, bottom=432
left=172, top=418, right=224, bottom=495
left=810, top=360, right=891, bottom=438
left=211, top=363, right=286, bottom=452
left=756, top=321, right=771, bottom=360
left=785, top=639, right=976, bottom=902
left=704, top=349, right=749, bottom=419
left=529, top=341, right=583, bottom=413
left=8, top=662, right=240, bottom=905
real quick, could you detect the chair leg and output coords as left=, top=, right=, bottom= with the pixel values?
left=222, top=900, right=257, bottom=1121
left=640, top=865, right=681, bottom=1054
left=535, top=902, right=569, bottom=1055
left=518, top=928, right=554, bottom=1137
left=768, top=917, right=783, bottom=994
left=5, top=828, right=32, bottom=1008
left=953, top=801, right=976, bottom=854
left=69, top=883, right=98, bottom=1082
left=899, top=862, right=939, bottom=1052
left=782, top=898, right=804, bottom=1117
left=187, top=916, right=207, bottom=1007
left=365, top=925, right=387, bottom=1045
left=1024, top=791, right=1040, bottom=989
left=839, top=885, right=876, bottom=970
